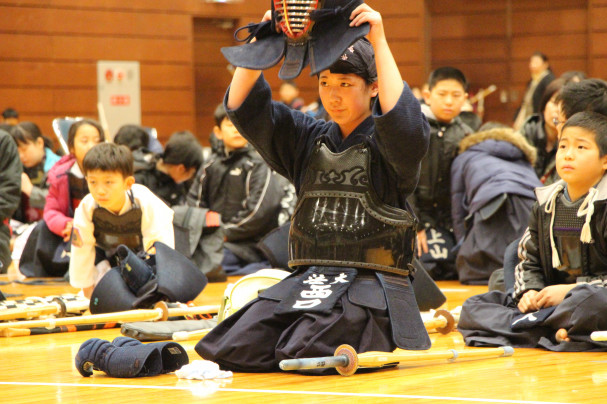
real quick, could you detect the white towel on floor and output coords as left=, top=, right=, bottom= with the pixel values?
left=175, top=360, right=233, bottom=380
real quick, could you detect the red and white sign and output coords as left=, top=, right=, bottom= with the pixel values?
left=97, top=61, right=141, bottom=138
left=110, top=94, right=131, bottom=106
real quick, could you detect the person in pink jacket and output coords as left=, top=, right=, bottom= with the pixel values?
left=44, top=119, right=105, bottom=240
left=17, top=119, right=105, bottom=277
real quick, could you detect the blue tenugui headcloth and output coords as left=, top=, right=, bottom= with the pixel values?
left=221, top=0, right=370, bottom=80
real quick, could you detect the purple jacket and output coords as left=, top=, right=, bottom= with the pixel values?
left=451, top=128, right=541, bottom=242
left=43, top=154, right=77, bottom=236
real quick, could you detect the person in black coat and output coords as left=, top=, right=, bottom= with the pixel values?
left=410, top=66, right=473, bottom=280
left=519, top=78, right=565, bottom=185
left=0, top=129, right=22, bottom=272
left=458, top=112, right=607, bottom=351
left=135, top=131, right=203, bottom=207
left=187, top=104, right=293, bottom=275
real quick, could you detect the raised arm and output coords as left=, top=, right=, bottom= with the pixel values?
left=350, top=3, right=403, bottom=113
left=226, top=68, right=263, bottom=110
left=226, top=10, right=272, bottom=110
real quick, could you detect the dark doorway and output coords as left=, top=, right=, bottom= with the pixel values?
left=192, top=18, right=237, bottom=146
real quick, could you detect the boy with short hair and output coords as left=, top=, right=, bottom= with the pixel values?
left=135, top=131, right=203, bottom=207
left=412, top=66, right=473, bottom=280
left=70, top=142, right=174, bottom=297
left=459, top=111, right=607, bottom=351
left=195, top=3, right=431, bottom=373
left=187, top=103, right=292, bottom=275
left=498, top=78, right=607, bottom=292
left=113, top=124, right=150, bottom=152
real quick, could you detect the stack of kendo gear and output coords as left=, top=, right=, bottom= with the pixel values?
left=75, top=336, right=188, bottom=378
left=90, top=241, right=207, bottom=314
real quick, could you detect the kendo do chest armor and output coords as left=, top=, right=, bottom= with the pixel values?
left=92, top=192, right=143, bottom=254
left=289, top=142, right=417, bottom=276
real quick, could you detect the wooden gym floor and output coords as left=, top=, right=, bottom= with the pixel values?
left=1, top=273, right=606, bottom=404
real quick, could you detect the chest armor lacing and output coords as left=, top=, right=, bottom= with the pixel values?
left=289, top=142, right=417, bottom=276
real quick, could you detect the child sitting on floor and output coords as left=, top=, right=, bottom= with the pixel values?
left=195, top=3, right=431, bottom=373
left=136, top=131, right=203, bottom=207
left=458, top=111, right=607, bottom=351
left=411, top=66, right=473, bottom=281
left=16, top=119, right=105, bottom=277
left=9, top=122, right=61, bottom=223
left=187, top=103, right=291, bottom=275
left=70, top=142, right=175, bottom=298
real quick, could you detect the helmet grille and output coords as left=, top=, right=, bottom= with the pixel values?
left=274, top=0, right=320, bottom=40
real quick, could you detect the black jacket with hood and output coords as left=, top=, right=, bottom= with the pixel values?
left=410, top=104, right=472, bottom=231
left=513, top=177, right=607, bottom=300
left=187, top=145, right=293, bottom=262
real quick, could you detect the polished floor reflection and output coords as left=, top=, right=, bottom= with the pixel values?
left=0, top=276, right=605, bottom=404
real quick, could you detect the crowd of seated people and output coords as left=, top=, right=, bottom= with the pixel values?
left=0, top=56, right=602, bottom=293
left=1, top=104, right=295, bottom=285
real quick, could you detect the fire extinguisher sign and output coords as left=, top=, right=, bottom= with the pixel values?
left=97, top=61, right=141, bottom=139
left=110, top=95, right=131, bottom=106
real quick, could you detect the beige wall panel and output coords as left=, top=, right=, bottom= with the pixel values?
left=390, top=41, right=425, bottom=65
left=0, top=88, right=55, bottom=112
left=1, top=33, right=54, bottom=59
left=383, top=16, right=424, bottom=40
left=591, top=32, right=607, bottom=56
left=140, top=64, right=194, bottom=89
left=52, top=88, right=97, bottom=113
left=591, top=6, right=607, bottom=31
left=141, top=90, right=194, bottom=114
left=511, top=0, right=586, bottom=11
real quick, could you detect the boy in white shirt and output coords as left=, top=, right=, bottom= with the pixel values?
left=70, top=142, right=174, bottom=297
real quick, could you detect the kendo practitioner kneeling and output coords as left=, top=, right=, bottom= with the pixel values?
left=195, top=2, right=432, bottom=374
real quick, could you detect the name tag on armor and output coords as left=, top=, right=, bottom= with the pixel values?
left=274, top=266, right=357, bottom=315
